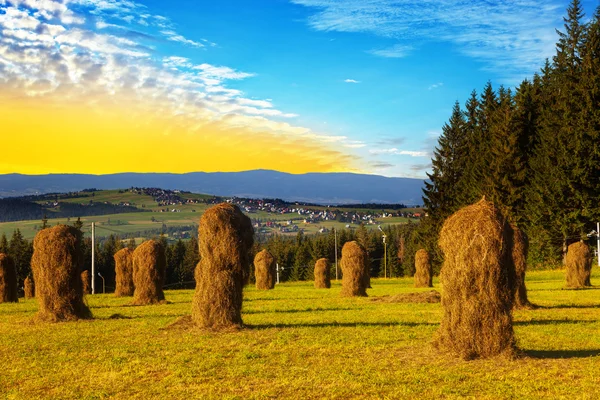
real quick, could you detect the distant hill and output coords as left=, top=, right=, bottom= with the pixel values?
left=0, top=170, right=426, bottom=205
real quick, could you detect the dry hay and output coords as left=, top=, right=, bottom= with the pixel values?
left=565, top=241, right=592, bottom=288
left=192, top=203, right=254, bottom=330
left=511, top=225, right=534, bottom=309
left=132, top=240, right=166, bottom=305
left=314, top=258, right=331, bottom=289
left=30, top=225, right=92, bottom=322
left=0, top=253, right=18, bottom=303
left=434, top=198, right=516, bottom=360
left=24, top=276, right=34, bottom=299
left=371, top=290, right=441, bottom=303
left=114, top=248, right=135, bottom=297
left=254, top=249, right=276, bottom=290
left=80, top=270, right=91, bottom=295
left=340, top=241, right=368, bottom=297
left=414, top=249, right=433, bottom=288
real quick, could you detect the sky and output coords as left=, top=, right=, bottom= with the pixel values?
left=0, top=0, right=598, bottom=178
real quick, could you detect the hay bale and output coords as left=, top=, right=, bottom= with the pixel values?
left=314, top=258, right=331, bottom=289
left=24, top=276, right=34, bottom=299
left=0, top=253, right=18, bottom=303
left=414, top=249, right=433, bottom=288
left=114, top=248, right=134, bottom=297
left=511, top=225, right=533, bottom=309
left=81, top=270, right=91, bottom=295
left=192, top=203, right=254, bottom=330
left=565, top=241, right=592, bottom=288
left=30, top=225, right=91, bottom=322
left=131, top=240, right=166, bottom=305
left=434, top=198, right=516, bottom=360
left=340, top=241, right=368, bottom=297
left=254, top=249, right=276, bottom=290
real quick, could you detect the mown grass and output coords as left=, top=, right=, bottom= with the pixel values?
left=1, top=269, right=599, bottom=399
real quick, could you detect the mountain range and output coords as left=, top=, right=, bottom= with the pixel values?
left=0, top=170, right=426, bottom=205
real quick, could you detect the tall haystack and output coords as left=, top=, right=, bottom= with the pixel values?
left=114, top=248, right=134, bottom=297
left=340, top=241, right=368, bottom=297
left=24, top=276, right=34, bottom=299
left=0, top=253, right=18, bottom=303
left=565, top=241, right=592, bottom=288
left=131, top=240, right=166, bottom=305
left=414, top=249, right=433, bottom=288
left=511, top=225, right=533, bottom=309
left=192, top=203, right=254, bottom=330
left=434, top=198, right=516, bottom=360
left=254, top=249, right=276, bottom=290
left=81, top=270, right=91, bottom=295
left=314, top=258, right=331, bottom=289
left=31, top=225, right=91, bottom=322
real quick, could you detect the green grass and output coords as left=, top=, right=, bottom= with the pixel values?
left=1, top=269, right=600, bottom=399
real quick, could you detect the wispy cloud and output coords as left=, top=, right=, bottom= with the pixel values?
left=369, top=148, right=429, bottom=157
left=368, top=44, right=412, bottom=58
left=344, top=78, right=360, bottom=83
left=291, top=0, right=565, bottom=81
left=428, top=82, right=443, bottom=90
left=377, top=137, right=405, bottom=146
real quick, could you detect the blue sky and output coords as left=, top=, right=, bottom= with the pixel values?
left=1, top=0, right=598, bottom=177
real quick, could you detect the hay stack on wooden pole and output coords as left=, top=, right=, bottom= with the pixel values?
left=192, top=203, right=254, bottom=330
left=31, top=225, right=91, bottom=322
left=114, top=248, right=134, bottom=297
left=131, top=240, right=166, bottom=305
left=340, top=241, right=368, bottom=297
left=434, top=198, right=516, bottom=360
left=0, top=253, right=18, bottom=303
left=565, top=241, right=592, bottom=288
left=24, top=276, right=34, bottom=299
left=511, top=225, right=533, bottom=308
left=314, top=258, right=331, bottom=289
left=254, top=249, right=276, bottom=290
left=414, top=249, right=433, bottom=288
left=80, top=270, right=91, bottom=295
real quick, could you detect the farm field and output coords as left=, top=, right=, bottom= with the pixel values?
left=1, top=270, right=599, bottom=399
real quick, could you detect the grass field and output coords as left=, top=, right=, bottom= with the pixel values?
left=1, top=270, right=599, bottom=399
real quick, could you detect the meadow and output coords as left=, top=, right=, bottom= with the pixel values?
left=1, top=269, right=599, bottom=399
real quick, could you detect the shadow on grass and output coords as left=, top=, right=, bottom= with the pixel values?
left=243, top=307, right=355, bottom=315
left=246, top=321, right=438, bottom=329
left=536, top=304, right=600, bottom=309
left=525, top=349, right=600, bottom=359
left=515, top=319, right=598, bottom=326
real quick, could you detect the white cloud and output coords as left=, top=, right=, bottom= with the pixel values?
left=368, top=44, right=412, bottom=58
left=344, top=78, right=360, bottom=83
left=428, top=82, right=443, bottom=90
left=369, top=148, right=429, bottom=157
left=160, top=30, right=204, bottom=48
left=193, top=63, right=255, bottom=81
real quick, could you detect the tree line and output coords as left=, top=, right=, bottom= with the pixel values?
left=421, top=0, right=600, bottom=269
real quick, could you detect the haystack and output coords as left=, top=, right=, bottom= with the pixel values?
left=414, top=249, right=433, bottom=288
left=565, top=241, right=592, bottom=288
left=114, top=248, right=134, bottom=297
left=340, top=241, right=368, bottom=297
left=132, top=240, right=166, bottom=305
left=314, top=258, right=331, bottom=289
left=434, top=198, right=516, bottom=359
left=511, top=225, right=533, bottom=308
left=254, top=249, right=276, bottom=290
left=0, top=253, right=18, bottom=303
left=81, top=270, right=91, bottom=295
left=192, top=203, right=254, bottom=330
left=24, top=276, right=34, bottom=299
left=30, top=225, right=91, bottom=322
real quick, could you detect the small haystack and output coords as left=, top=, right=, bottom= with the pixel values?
left=192, top=203, right=254, bottom=330
left=0, top=253, right=18, bottom=303
left=511, top=225, right=533, bottom=309
left=340, top=241, right=368, bottom=297
left=565, top=241, right=593, bottom=288
left=314, top=258, right=331, bottom=289
left=434, top=198, right=516, bottom=360
left=254, top=249, right=276, bottom=290
left=81, top=270, right=91, bottom=295
left=114, top=248, right=134, bottom=297
left=414, top=249, right=433, bottom=288
left=30, top=225, right=91, bottom=322
left=24, top=276, right=34, bottom=299
left=131, top=240, right=166, bottom=305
